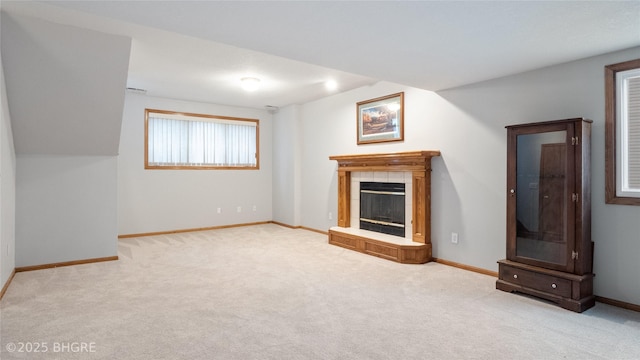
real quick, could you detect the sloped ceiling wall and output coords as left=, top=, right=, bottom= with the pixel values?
left=0, top=12, right=131, bottom=156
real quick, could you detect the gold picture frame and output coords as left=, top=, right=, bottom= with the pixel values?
left=357, top=92, right=404, bottom=145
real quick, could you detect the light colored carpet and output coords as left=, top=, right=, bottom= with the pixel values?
left=1, top=224, right=639, bottom=359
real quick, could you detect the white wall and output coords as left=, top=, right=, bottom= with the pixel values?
left=1, top=54, right=16, bottom=288
left=118, top=93, right=273, bottom=235
left=297, top=82, right=504, bottom=267
left=15, top=155, right=118, bottom=267
left=272, top=105, right=301, bottom=226
left=294, top=47, right=640, bottom=305
left=2, top=10, right=130, bottom=269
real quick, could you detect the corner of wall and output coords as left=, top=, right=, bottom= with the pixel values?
left=0, top=48, right=17, bottom=293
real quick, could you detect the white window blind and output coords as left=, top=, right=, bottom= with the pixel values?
left=145, top=110, right=258, bottom=169
left=618, top=69, right=640, bottom=195
left=627, top=75, right=640, bottom=189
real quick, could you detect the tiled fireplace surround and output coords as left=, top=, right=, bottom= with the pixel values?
left=350, top=171, right=414, bottom=240
left=328, top=151, right=440, bottom=264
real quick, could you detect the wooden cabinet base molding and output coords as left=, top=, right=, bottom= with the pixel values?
left=329, top=228, right=430, bottom=264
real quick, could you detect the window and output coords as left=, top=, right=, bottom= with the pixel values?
left=145, top=109, right=259, bottom=170
left=605, top=59, right=640, bottom=205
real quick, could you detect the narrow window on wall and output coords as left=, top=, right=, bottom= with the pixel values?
left=145, top=109, right=259, bottom=170
left=606, top=59, right=640, bottom=205
left=618, top=69, right=640, bottom=194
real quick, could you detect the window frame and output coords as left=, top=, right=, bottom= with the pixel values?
left=605, top=58, right=640, bottom=205
left=144, top=108, right=260, bottom=170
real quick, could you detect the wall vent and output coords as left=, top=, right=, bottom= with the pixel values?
left=126, top=87, right=147, bottom=95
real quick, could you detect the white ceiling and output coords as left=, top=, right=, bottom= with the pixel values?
left=3, top=1, right=639, bottom=110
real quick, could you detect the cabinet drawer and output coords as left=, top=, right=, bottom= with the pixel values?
left=500, top=265, right=572, bottom=298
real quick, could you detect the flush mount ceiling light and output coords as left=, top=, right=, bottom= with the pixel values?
left=325, top=79, right=338, bottom=91
left=241, top=77, right=261, bottom=92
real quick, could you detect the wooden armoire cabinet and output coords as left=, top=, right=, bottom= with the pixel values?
left=496, top=118, right=595, bottom=313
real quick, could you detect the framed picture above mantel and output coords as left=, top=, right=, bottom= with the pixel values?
left=357, top=92, right=404, bottom=145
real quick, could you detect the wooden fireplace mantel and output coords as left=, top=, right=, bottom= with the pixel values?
left=329, top=150, right=441, bottom=172
left=328, top=151, right=440, bottom=264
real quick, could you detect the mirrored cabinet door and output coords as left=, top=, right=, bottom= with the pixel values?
left=511, top=128, right=575, bottom=271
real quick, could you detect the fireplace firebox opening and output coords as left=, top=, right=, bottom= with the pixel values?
left=359, top=182, right=405, bottom=237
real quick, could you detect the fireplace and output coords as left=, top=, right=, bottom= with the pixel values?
left=359, top=182, right=405, bottom=237
left=328, top=151, right=440, bottom=264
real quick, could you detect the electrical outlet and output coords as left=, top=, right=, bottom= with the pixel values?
left=451, top=232, right=459, bottom=244
left=237, top=206, right=242, bottom=213
left=252, top=205, right=257, bottom=211
left=328, top=212, right=333, bottom=220
left=217, top=208, right=221, bottom=214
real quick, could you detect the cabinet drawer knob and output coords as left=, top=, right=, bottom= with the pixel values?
left=551, top=283, right=557, bottom=289
left=513, top=274, right=518, bottom=279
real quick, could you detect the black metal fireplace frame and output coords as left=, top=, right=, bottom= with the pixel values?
left=359, top=182, right=405, bottom=237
